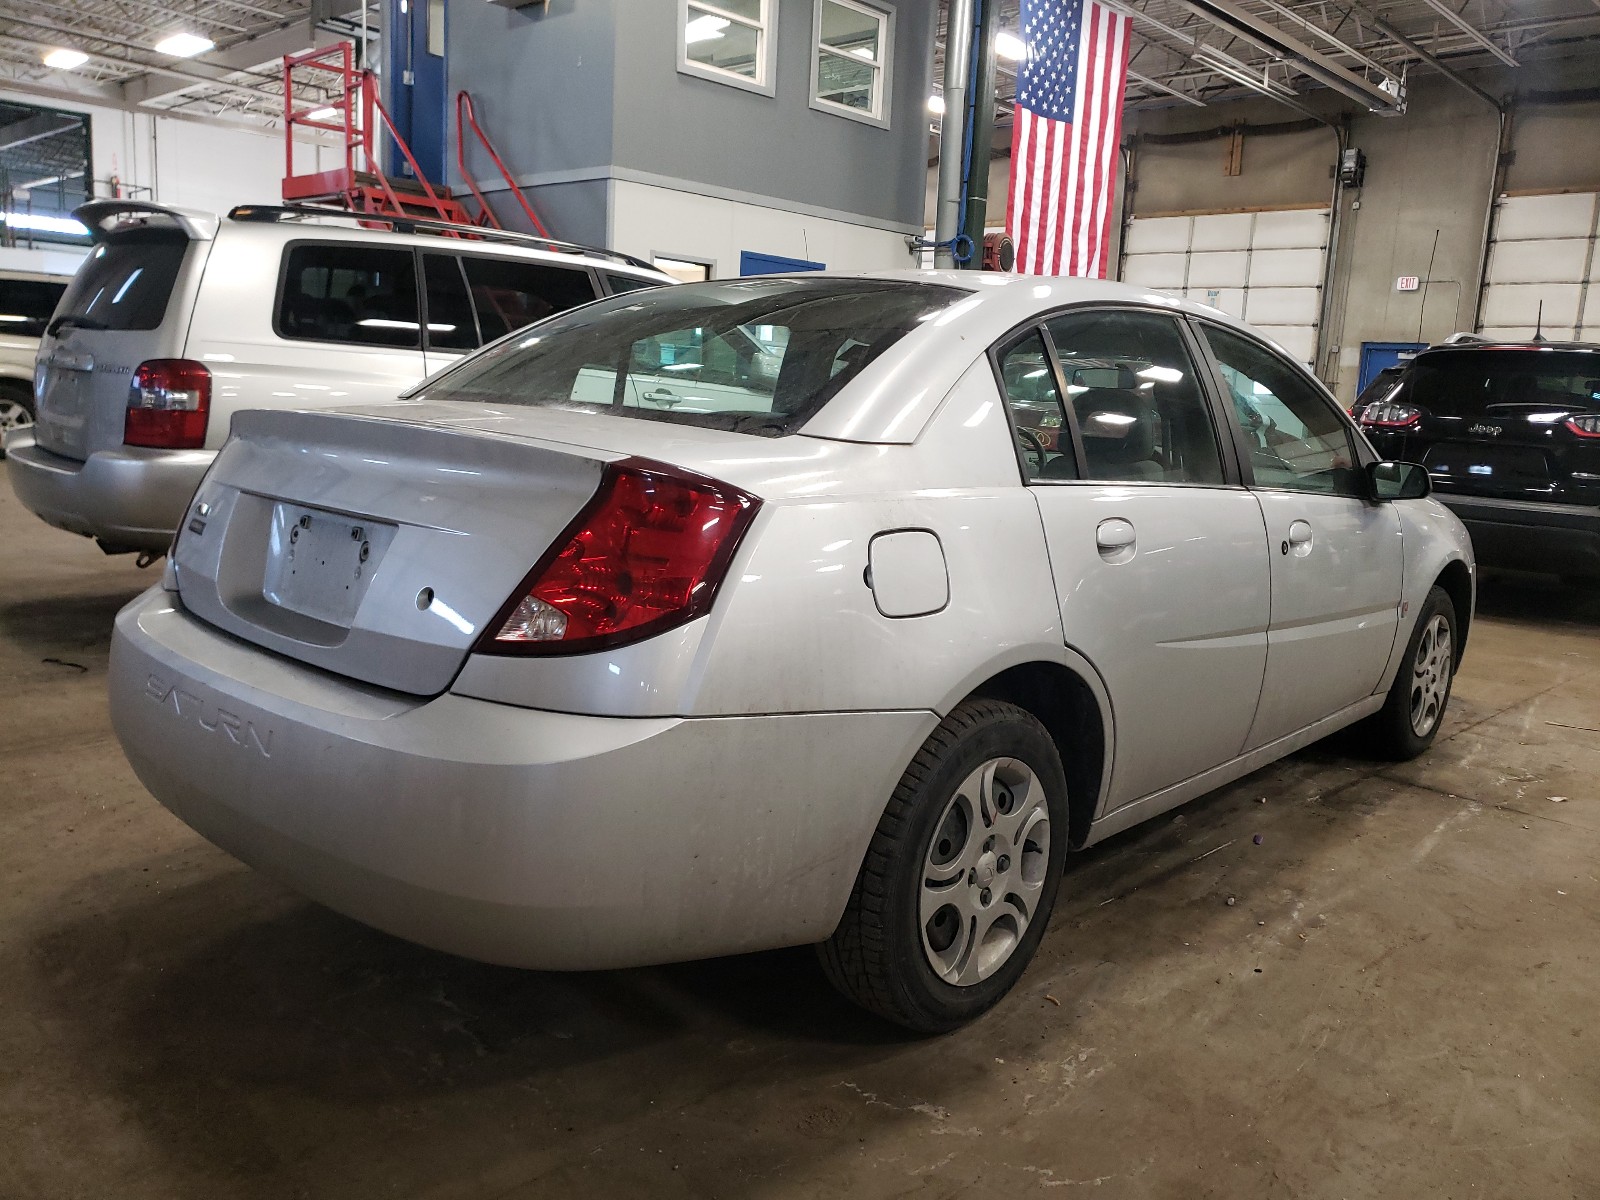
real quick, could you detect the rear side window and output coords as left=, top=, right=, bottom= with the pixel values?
left=605, top=273, right=666, bottom=296
left=57, top=232, right=187, bottom=333
left=463, top=257, right=597, bottom=342
left=1405, top=350, right=1600, bottom=418
left=0, top=278, right=66, bottom=338
left=277, top=244, right=420, bottom=349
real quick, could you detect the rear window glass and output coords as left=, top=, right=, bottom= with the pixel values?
left=0, top=277, right=66, bottom=338
left=416, top=278, right=966, bottom=437
left=57, top=231, right=187, bottom=333
left=278, top=243, right=420, bottom=349
left=1405, top=350, right=1600, bottom=418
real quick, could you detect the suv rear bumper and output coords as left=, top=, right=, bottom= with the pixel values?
left=4, top=431, right=211, bottom=553
left=1436, top=494, right=1600, bottom=578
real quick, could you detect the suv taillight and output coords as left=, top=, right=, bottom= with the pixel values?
left=476, top=460, right=760, bottom=656
left=1565, top=414, right=1600, bottom=438
left=1358, top=402, right=1422, bottom=429
left=125, top=359, right=211, bottom=449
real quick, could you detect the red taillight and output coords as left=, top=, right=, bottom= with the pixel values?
left=125, top=359, right=211, bottom=449
left=477, top=459, right=760, bottom=656
left=1358, top=401, right=1422, bottom=429
left=1565, top=414, right=1600, bottom=438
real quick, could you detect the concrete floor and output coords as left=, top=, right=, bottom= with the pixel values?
left=3, top=476, right=1598, bottom=1200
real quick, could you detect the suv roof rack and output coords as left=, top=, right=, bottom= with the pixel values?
left=226, top=203, right=658, bottom=273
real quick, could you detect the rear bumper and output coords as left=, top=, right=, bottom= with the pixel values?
left=1437, top=494, right=1600, bottom=577
left=109, top=588, right=934, bottom=970
left=4, top=431, right=210, bottom=553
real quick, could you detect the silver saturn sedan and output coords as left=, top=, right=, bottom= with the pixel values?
left=109, top=272, right=1473, bottom=1032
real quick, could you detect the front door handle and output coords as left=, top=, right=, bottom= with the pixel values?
left=1282, top=519, right=1314, bottom=557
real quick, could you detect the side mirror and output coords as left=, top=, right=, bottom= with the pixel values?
left=1368, top=460, right=1431, bottom=502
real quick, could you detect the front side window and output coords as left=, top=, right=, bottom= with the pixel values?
left=1043, top=309, right=1226, bottom=486
left=277, top=243, right=420, bottom=349
left=462, top=256, right=597, bottom=343
left=416, top=277, right=964, bottom=437
left=679, top=0, right=777, bottom=96
left=1202, top=323, right=1362, bottom=495
left=812, top=0, right=893, bottom=125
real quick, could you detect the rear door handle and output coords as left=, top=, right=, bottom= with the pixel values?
left=1096, top=517, right=1137, bottom=560
left=1282, top=519, right=1314, bottom=556
left=47, top=351, right=93, bottom=372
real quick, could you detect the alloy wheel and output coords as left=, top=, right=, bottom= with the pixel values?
left=1409, top=614, right=1453, bottom=738
left=0, top=398, right=31, bottom=436
left=920, top=756, right=1051, bottom=986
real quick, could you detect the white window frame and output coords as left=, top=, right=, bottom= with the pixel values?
left=810, top=0, right=894, bottom=129
left=678, top=0, right=779, bottom=97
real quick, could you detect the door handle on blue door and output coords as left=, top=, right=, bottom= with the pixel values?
left=1282, top=520, right=1314, bottom=557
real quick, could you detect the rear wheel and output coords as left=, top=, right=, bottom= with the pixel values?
left=1358, top=585, right=1457, bottom=760
left=819, top=699, right=1069, bottom=1033
left=0, top=380, right=33, bottom=446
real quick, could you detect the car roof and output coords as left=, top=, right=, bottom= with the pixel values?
left=763, top=269, right=1309, bottom=444
left=1416, top=340, right=1600, bottom=355
left=74, top=199, right=671, bottom=282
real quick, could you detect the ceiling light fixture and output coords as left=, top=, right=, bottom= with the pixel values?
left=927, top=94, right=946, bottom=114
left=307, top=106, right=339, bottom=121
left=683, top=14, right=729, bottom=43
left=154, top=32, right=214, bottom=58
left=42, top=48, right=88, bottom=70
left=995, top=32, right=1026, bottom=61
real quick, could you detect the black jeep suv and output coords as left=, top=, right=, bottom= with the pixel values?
left=1353, top=341, right=1600, bottom=582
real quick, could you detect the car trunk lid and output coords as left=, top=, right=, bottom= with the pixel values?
left=173, top=408, right=617, bottom=695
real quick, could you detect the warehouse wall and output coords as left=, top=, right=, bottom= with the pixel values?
left=609, top=1, right=936, bottom=232
left=1323, top=80, right=1500, bottom=401
left=450, top=0, right=931, bottom=268
left=0, top=87, right=326, bottom=223
left=1119, top=60, right=1600, bottom=404
left=609, top=178, right=915, bottom=276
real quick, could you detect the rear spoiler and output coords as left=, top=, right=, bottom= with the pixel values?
left=73, top=200, right=219, bottom=242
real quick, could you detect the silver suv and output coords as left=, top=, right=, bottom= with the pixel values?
left=6, top=201, right=672, bottom=556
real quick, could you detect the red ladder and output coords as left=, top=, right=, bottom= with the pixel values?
left=282, top=43, right=483, bottom=230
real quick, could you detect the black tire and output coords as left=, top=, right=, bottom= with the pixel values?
left=1358, top=585, right=1458, bottom=761
left=819, top=699, right=1069, bottom=1033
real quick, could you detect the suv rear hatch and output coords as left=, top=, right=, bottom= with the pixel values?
left=34, top=201, right=216, bottom=461
left=1360, top=347, right=1600, bottom=502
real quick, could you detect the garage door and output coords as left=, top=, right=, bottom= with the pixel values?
left=1478, top=191, right=1599, bottom=342
left=1120, top=208, right=1329, bottom=364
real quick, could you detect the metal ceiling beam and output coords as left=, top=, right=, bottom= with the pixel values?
left=1161, top=0, right=1405, bottom=110
left=0, top=111, right=81, bottom=152
left=121, top=20, right=333, bottom=105
left=1128, top=67, right=1207, bottom=105
left=0, top=11, right=287, bottom=106
left=1247, top=0, right=1391, bottom=76
left=1412, top=0, right=1518, bottom=67
left=1350, top=2, right=1502, bottom=110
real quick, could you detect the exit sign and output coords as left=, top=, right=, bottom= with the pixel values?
left=1396, top=276, right=1421, bottom=292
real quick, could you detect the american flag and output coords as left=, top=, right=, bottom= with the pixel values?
left=1006, top=0, right=1132, bottom=278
